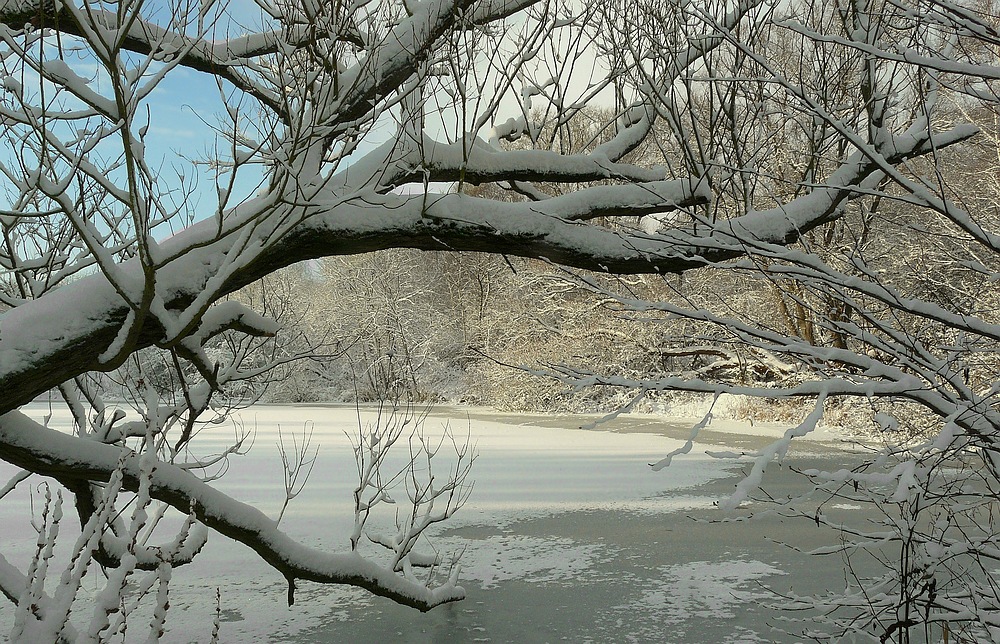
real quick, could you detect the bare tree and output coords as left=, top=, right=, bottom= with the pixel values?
left=0, top=0, right=991, bottom=636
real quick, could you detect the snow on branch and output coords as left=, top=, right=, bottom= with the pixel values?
left=0, top=0, right=290, bottom=114
left=321, top=0, right=539, bottom=130
left=0, top=119, right=976, bottom=415
left=0, top=411, right=465, bottom=611
left=2, top=0, right=1000, bottom=628
left=393, top=136, right=672, bottom=186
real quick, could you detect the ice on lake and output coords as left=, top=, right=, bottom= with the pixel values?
left=0, top=403, right=866, bottom=643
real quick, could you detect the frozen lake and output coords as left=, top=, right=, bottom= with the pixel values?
left=0, top=404, right=871, bottom=642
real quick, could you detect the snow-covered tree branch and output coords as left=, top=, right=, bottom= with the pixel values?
left=0, top=0, right=998, bottom=635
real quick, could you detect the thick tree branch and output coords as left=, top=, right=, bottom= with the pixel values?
left=0, top=123, right=977, bottom=413
left=325, top=0, right=539, bottom=132
left=0, top=411, right=464, bottom=612
left=394, top=137, right=674, bottom=186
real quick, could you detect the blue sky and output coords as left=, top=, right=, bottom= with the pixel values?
left=7, top=0, right=608, bottom=241
left=136, top=1, right=271, bottom=224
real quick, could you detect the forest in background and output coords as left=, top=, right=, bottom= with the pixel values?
left=159, top=96, right=1000, bottom=431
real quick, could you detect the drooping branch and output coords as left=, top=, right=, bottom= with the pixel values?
left=0, top=411, right=464, bottom=611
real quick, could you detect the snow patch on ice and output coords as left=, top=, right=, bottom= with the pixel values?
left=625, top=559, right=785, bottom=623
left=449, top=535, right=613, bottom=590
